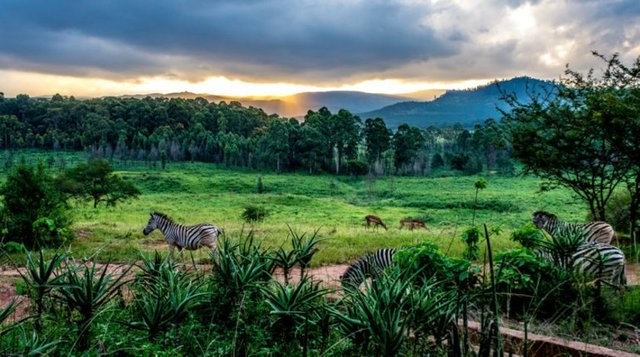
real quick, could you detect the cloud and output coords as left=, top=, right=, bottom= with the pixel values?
left=0, top=0, right=638, bottom=87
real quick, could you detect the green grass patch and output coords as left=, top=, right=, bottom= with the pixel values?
left=0, top=153, right=589, bottom=266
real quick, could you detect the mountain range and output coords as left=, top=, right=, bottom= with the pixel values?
left=125, top=76, right=553, bottom=128
left=124, top=89, right=445, bottom=119
left=360, top=76, right=554, bottom=128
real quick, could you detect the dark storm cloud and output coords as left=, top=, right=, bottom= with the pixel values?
left=0, top=0, right=458, bottom=81
left=1, top=0, right=638, bottom=85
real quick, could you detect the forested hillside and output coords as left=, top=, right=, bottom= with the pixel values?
left=0, top=92, right=514, bottom=176
left=361, top=77, right=554, bottom=128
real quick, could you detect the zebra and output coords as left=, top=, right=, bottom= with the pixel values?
left=340, top=248, right=396, bottom=289
left=533, top=242, right=626, bottom=289
left=142, top=212, right=222, bottom=258
left=532, top=211, right=614, bottom=244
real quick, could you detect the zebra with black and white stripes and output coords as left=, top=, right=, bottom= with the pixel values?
left=340, top=248, right=396, bottom=289
left=143, top=212, right=222, bottom=258
left=534, top=242, right=626, bottom=289
left=532, top=211, right=615, bottom=244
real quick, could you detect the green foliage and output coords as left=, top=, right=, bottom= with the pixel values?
left=128, top=256, right=207, bottom=340
left=510, top=223, right=545, bottom=248
left=345, top=159, right=368, bottom=177
left=0, top=242, right=25, bottom=254
left=18, top=249, right=66, bottom=330
left=57, top=261, right=132, bottom=351
left=505, top=52, right=640, bottom=225
left=241, top=205, right=268, bottom=223
left=333, top=270, right=415, bottom=356
left=395, top=243, right=480, bottom=290
left=0, top=162, right=73, bottom=248
left=431, top=153, right=444, bottom=170
left=461, top=226, right=481, bottom=260
left=588, top=190, right=631, bottom=233
left=256, top=176, right=264, bottom=194
left=261, top=276, right=330, bottom=353
left=604, top=286, right=640, bottom=326
left=58, top=158, right=140, bottom=208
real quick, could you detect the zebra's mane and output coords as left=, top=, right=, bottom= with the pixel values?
left=533, top=210, right=557, bottom=219
left=151, top=211, right=175, bottom=224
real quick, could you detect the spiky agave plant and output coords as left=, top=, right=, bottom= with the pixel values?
left=260, top=275, right=331, bottom=354
left=17, top=248, right=66, bottom=332
left=332, top=269, right=415, bottom=357
left=56, top=260, right=133, bottom=351
left=289, top=226, right=322, bottom=278
left=127, top=262, right=207, bottom=341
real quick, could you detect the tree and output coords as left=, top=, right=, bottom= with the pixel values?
left=504, top=52, right=640, bottom=221
left=392, top=124, right=425, bottom=174
left=332, top=109, right=362, bottom=174
left=0, top=163, right=73, bottom=248
left=363, top=117, right=391, bottom=171
left=58, top=159, right=140, bottom=208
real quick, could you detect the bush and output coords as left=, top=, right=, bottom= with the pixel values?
left=241, top=205, right=268, bottom=223
left=588, top=190, right=631, bottom=234
left=0, top=163, right=73, bottom=248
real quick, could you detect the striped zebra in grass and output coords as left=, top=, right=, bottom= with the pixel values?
left=535, top=242, right=626, bottom=289
left=532, top=211, right=615, bottom=244
left=143, top=212, right=222, bottom=258
left=340, top=248, right=396, bottom=289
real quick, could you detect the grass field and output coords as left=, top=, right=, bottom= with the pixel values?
left=0, top=152, right=589, bottom=266
left=0, top=152, right=587, bottom=266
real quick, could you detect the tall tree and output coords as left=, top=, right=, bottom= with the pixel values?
left=332, top=109, right=362, bottom=174
left=504, top=52, right=640, bottom=222
left=391, top=124, right=425, bottom=175
left=363, top=117, right=391, bottom=170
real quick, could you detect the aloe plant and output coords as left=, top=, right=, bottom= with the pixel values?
left=56, top=261, right=132, bottom=351
left=332, top=270, right=414, bottom=357
left=128, top=264, right=206, bottom=340
left=17, top=248, right=65, bottom=331
left=289, top=226, right=322, bottom=278
left=261, top=275, right=330, bottom=354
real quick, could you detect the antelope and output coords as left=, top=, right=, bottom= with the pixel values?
left=399, top=218, right=426, bottom=231
left=364, top=214, right=387, bottom=231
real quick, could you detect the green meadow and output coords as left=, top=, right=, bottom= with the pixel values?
left=2, top=153, right=589, bottom=266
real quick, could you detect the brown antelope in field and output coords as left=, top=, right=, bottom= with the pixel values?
left=364, top=215, right=387, bottom=231
left=399, top=218, right=426, bottom=231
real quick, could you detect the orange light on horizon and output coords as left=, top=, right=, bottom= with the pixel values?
left=0, top=69, right=492, bottom=98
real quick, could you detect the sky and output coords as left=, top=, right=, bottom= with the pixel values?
left=0, top=0, right=639, bottom=98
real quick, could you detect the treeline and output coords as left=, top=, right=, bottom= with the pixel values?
left=0, top=93, right=514, bottom=175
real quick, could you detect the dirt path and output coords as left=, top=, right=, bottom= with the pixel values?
left=1, top=261, right=638, bottom=323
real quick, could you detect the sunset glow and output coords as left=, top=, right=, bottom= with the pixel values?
left=0, top=1, right=638, bottom=98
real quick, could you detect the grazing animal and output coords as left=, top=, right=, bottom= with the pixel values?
left=142, top=212, right=221, bottom=258
left=534, top=242, right=626, bottom=289
left=399, top=218, right=426, bottom=231
left=340, top=248, right=396, bottom=289
left=532, top=211, right=614, bottom=244
left=364, top=214, right=387, bottom=231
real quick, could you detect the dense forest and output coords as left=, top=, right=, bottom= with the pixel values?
left=0, top=92, right=513, bottom=176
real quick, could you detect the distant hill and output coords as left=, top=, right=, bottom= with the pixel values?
left=360, top=77, right=555, bottom=128
left=123, top=90, right=414, bottom=118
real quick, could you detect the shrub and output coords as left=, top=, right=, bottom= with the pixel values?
left=241, top=205, right=268, bottom=223
left=588, top=190, right=631, bottom=234
left=461, top=226, right=481, bottom=261
left=256, top=176, right=264, bottom=194
left=0, top=163, right=73, bottom=248
left=510, top=223, right=544, bottom=248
